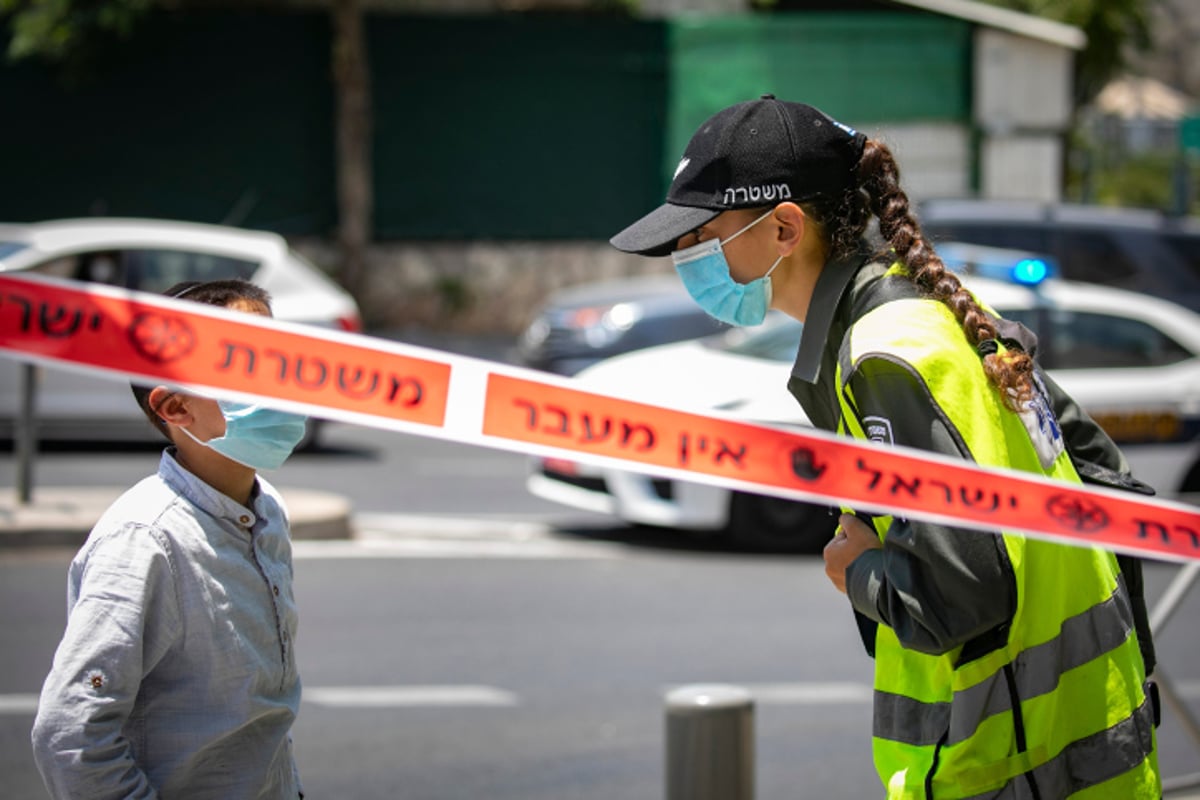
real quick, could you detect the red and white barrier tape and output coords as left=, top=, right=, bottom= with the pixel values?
left=2, top=272, right=1197, bottom=562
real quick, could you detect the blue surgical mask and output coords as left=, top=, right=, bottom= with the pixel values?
left=671, top=209, right=784, bottom=327
left=181, top=400, right=308, bottom=471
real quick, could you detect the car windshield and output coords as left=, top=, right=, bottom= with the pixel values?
left=1003, top=307, right=1193, bottom=369
left=0, top=241, right=29, bottom=262
left=718, top=317, right=804, bottom=362
left=712, top=293, right=1194, bottom=372
left=1164, top=232, right=1200, bottom=279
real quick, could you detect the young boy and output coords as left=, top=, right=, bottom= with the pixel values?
left=32, top=279, right=308, bottom=799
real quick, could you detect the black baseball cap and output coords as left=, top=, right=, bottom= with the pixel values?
left=611, top=95, right=868, bottom=256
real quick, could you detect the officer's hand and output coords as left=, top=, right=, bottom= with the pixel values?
left=823, top=513, right=882, bottom=594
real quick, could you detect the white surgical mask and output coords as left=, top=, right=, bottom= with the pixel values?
left=670, top=209, right=783, bottom=326
left=181, top=400, right=308, bottom=471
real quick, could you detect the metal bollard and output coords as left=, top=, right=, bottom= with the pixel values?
left=665, top=684, right=754, bottom=800
left=17, top=363, right=38, bottom=505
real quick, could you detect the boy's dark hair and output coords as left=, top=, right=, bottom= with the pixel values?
left=131, top=279, right=273, bottom=439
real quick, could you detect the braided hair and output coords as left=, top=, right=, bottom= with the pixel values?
left=805, top=138, right=1034, bottom=413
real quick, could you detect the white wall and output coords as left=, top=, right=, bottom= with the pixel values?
left=980, top=136, right=1063, bottom=202
left=974, top=27, right=1074, bottom=201
left=864, top=122, right=973, bottom=200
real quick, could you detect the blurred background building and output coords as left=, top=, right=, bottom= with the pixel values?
left=0, top=0, right=1191, bottom=333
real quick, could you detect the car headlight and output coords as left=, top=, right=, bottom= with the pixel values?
left=521, top=317, right=551, bottom=350
left=570, top=302, right=642, bottom=349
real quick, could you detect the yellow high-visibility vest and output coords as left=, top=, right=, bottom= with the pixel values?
left=835, top=271, right=1159, bottom=798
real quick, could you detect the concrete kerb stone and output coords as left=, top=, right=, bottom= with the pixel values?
left=0, top=486, right=353, bottom=550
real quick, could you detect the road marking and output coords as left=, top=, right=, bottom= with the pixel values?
left=8, top=680, right=1200, bottom=715
left=303, top=685, right=518, bottom=708
left=0, top=686, right=518, bottom=715
left=1, top=684, right=869, bottom=716
left=353, top=513, right=558, bottom=539
left=293, top=538, right=623, bottom=560
left=0, top=694, right=38, bottom=714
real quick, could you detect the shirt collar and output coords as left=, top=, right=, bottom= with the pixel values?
left=790, top=246, right=873, bottom=384
left=158, top=448, right=261, bottom=529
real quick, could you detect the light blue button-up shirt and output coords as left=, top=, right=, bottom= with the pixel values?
left=32, top=449, right=302, bottom=799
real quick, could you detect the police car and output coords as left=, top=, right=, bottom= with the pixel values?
left=0, top=217, right=362, bottom=445
left=527, top=245, right=1200, bottom=552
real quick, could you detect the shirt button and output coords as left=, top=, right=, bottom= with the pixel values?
left=239, top=515, right=251, bottom=525
left=273, top=585, right=280, bottom=596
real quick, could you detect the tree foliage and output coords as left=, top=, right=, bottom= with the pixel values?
left=0, top=0, right=156, bottom=64
left=979, top=0, right=1153, bottom=103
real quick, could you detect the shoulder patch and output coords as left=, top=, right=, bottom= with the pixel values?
left=863, top=415, right=895, bottom=446
left=1019, top=373, right=1065, bottom=470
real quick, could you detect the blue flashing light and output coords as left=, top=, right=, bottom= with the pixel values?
left=936, top=242, right=1057, bottom=286
left=1012, top=258, right=1049, bottom=285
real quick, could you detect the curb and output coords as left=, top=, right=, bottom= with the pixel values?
left=0, top=487, right=353, bottom=550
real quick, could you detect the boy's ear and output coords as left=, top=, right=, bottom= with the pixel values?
left=148, top=387, right=192, bottom=428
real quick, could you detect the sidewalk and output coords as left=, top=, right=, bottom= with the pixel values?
left=0, top=486, right=353, bottom=550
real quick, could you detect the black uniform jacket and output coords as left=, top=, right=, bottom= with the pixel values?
left=786, top=247, right=1155, bottom=671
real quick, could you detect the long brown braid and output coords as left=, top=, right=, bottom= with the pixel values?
left=808, top=138, right=1035, bottom=412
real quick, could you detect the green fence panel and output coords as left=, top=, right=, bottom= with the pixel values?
left=369, top=14, right=668, bottom=241
left=0, top=10, right=972, bottom=241
left=0, top=10, right=335, bottom=235
left=1183, top=116, right=1200, bottom=155
left=666, top=12, right=971, bottom=187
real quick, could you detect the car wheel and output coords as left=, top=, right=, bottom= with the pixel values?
left=296, top=418, right=324, bottom=452
left=1182, top=459, right=1200, bottom=495
left=726, top=491, right=838, bottom=553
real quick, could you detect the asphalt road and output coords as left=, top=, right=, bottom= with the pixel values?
left=4, top=534, right=884, bottom=799
left=4, top=424, right=1200, bottom=798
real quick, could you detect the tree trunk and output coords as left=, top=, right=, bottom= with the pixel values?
left=331, top=0, right=372, bottom=300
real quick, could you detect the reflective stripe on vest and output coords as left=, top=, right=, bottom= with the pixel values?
left=874, top=576, right=1136, bottom=748
left=959, top=694, right=1156, bottom=800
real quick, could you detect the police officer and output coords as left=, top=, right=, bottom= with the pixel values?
left=610, top=95, right=1160, bottom=799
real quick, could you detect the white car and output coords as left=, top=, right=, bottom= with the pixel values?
left=528, top=263, right=1200, bottom=552
left=0, top=217, right=362, bottom=444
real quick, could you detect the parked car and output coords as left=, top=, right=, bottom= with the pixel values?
left=516, top=207, right=1085, bottom=378
left=920, top=198, right=1200, bottom=312
left=517, top=273, right=727, bottom=375
left=0, top=217, right=363, bottom=445
left=528, top=249, right=1200, bottom=552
